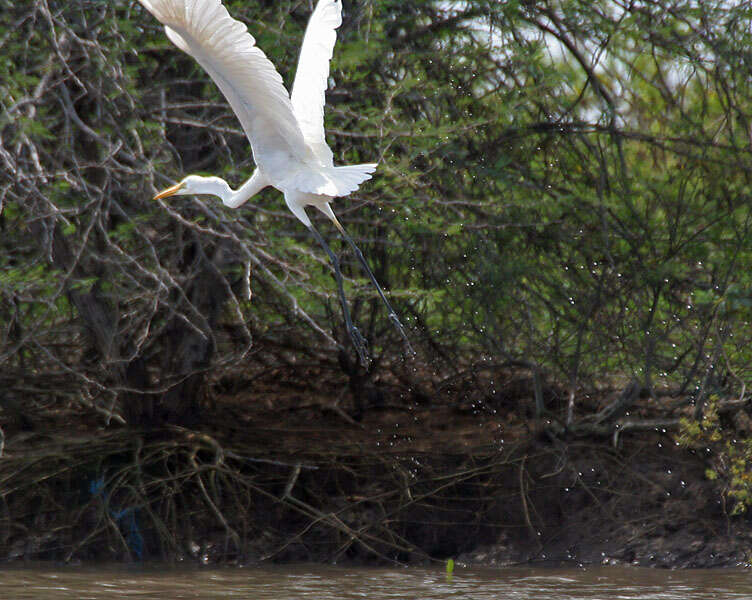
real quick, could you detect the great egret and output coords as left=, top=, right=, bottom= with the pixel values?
left=138, top=0, right=411, bottom=365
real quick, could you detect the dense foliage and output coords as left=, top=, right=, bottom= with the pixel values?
left=3, top=0, right=752, bottom=514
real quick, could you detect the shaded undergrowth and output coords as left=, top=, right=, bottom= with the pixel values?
left=2, top=382, right=748, bottom=567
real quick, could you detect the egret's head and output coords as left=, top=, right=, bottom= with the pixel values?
left=153, top=175, right=230, bottom=200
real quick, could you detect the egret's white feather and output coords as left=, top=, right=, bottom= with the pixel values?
left=283, top=163, right=377, bottom=197
left=291, top=0, right=342, bottom=166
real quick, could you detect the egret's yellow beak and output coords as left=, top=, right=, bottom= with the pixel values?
left=153, top=182, right=183, bottom=200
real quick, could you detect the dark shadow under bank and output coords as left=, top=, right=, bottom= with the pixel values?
left=1, top=381, right=750, bottom=569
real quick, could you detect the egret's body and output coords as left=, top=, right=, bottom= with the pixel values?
left=139, top=0, right=411, bottom=364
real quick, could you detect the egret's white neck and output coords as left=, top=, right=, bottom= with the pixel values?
left=223, top=169, right=268, bottom=208
left=193, top=177, right=233, bottom=202
left=176, top=170, right=269, bottom=208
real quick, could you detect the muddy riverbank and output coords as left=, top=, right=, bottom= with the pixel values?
left=1, top=366, right=750, bottom=569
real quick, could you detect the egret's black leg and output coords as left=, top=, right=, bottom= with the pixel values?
left=308, top=224, right=370, bottom=367
left=335, top=224, right=414, bottom=355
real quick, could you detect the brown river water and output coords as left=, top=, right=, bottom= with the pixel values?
left=1, top=565, right=751, bottom=599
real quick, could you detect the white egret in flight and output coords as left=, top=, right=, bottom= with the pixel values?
left=138, top=0, right=412, bottom=365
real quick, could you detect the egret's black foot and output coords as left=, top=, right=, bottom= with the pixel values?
left=388, top=313, right=415, bottom=356
left=349, top=325, right=370, bottom=367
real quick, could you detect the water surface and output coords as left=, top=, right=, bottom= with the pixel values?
left=1, top=564, right=750, bottom=599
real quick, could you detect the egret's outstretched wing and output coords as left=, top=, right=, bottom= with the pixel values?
left=290, top=0, right=342, bottom=166
left=138, top=0, right=313, bottom=180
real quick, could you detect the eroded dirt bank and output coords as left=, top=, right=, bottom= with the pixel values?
left=1, top=368, right=750, bottom=568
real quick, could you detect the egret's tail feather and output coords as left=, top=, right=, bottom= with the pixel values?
left=285, top=163, right=378, bottom=197
left=327, top=163, right=378, bottom=196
